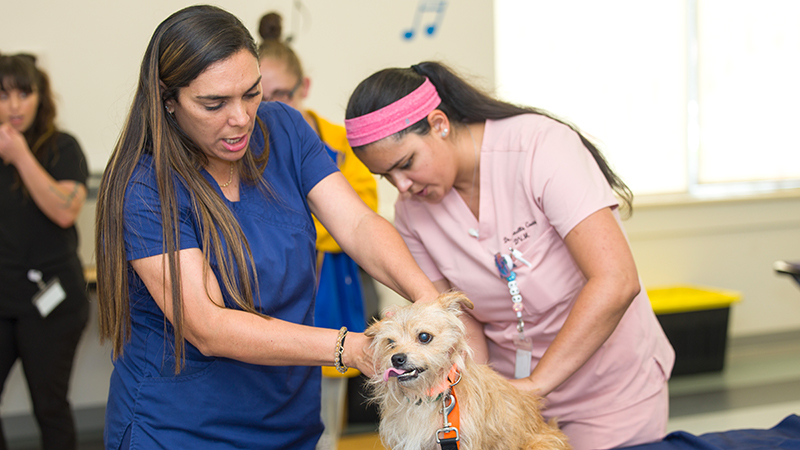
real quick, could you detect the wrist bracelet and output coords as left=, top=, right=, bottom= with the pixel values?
left=334, top=326, right=348, bottom=374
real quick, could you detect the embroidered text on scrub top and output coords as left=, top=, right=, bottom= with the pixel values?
left=501, top=220, right=537, bottom=247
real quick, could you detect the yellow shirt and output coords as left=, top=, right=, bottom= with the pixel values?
left=307, top=111, right=377, bottom=379
left=307, top=110, right=378, bottom=253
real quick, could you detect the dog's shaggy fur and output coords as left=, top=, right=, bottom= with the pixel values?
left=365, top=292, right=571, bottom=450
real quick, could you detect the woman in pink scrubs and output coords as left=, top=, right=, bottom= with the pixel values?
left=344, top=61, right=675, bottom=450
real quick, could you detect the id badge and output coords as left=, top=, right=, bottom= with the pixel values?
left=32, top=277, right=66, bottom=317
left=513, top=335, right=533, bottom=379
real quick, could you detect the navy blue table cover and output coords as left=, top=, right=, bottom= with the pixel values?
left=620, top=414, right=800, bottom=450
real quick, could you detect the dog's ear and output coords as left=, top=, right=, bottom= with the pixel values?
left=438, top=291, right=474, bottom=313
left=364, top=321, right=379, bottom=338
left=364, top=314, right=384, bottom=337
left=365, top=306, right=392, bottom=337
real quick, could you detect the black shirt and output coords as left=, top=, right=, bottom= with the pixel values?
left=0, top=132, right=88, bottom=270
left=0, top=132, right=90, bottom=317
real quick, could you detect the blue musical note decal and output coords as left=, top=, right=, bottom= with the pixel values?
left=402, top=0, right=448, bottom=40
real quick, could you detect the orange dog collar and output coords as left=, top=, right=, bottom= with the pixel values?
left=435, top=366, right=461, bottom=449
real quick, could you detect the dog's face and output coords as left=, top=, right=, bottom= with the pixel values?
left=366, top=292, right=474, bottom=399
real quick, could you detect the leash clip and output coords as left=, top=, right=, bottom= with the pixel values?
left=436, top=427, right=459, bottom=445
left=436, top=392, right=460, bottom=445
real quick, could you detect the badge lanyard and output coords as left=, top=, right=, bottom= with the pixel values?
left=28, top=269, right=66, bottom=317
left=494, top=251, right=533, bottom=379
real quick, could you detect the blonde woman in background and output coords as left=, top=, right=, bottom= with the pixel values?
left=257, top=11, right=379, bottom=449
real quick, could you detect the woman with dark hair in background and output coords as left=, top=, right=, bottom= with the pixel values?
left=257, top=12, right=379, bottom=448
left=95, top=6, right=437, bottom=449
left=0, top=53, right=89, bottom=450
left=345, top=61, right=675, bottom=450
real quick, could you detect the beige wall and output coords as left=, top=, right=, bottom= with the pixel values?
left=0, top=0, right=494, bottom=172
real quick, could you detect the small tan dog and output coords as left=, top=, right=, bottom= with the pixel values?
left=365, top=291, right=570, bottom=450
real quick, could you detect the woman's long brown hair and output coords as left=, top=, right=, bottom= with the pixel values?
left=96, top=5, right=271, bottom=372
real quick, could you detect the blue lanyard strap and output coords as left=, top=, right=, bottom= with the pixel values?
left=494, top=253, right=513, bottom=279
left=494, top=253, right=526, bottom=335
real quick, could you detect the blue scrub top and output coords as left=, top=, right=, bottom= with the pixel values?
left=104, top=102, right=338, bottom=450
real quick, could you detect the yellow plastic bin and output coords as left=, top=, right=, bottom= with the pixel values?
left=647, top=286, right=742, bottom=376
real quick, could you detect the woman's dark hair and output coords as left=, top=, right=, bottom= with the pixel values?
left=0, top=53, right=58, bottom=164
left=346, top=61, right=633, bottom=214
left=96, top=5, right=269, bottom=371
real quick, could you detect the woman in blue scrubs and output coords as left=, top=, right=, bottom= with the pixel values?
left=94, top=6, right=438, bottom=449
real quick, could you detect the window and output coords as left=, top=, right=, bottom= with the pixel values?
left=494, top=0, right=800, bottom=197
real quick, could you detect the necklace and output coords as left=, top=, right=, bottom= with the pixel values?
left=218, top=161, right=235, bottom=188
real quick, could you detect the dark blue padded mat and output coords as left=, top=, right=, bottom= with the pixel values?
left=620, top=414, right=800, bottom=450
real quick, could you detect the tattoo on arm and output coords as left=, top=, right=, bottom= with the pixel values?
left=50, top=182, right=81, bottom=208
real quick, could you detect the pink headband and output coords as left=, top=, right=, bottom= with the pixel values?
left=345, top=78, right=441, bottom=147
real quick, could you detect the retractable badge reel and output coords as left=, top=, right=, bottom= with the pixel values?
left=28, top=269, right=66, bottom=317
left=494, top=253, right=532, bottom=379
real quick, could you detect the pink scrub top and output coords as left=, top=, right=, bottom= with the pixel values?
left=394, top=114, right=674, bottom=422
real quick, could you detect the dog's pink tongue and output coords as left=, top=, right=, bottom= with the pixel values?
left=383, top=367, right=406, bottom=382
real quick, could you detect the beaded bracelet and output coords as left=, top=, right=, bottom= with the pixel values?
left=334, top=326, right=348, bottom=374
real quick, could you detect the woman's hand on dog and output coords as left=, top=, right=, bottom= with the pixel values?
left=507, top=375, right=547, bottom=397
left=343, top=332, right=376, bottom=378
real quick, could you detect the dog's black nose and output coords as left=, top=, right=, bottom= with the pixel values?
left=391, top=353, right=406, bottom=368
